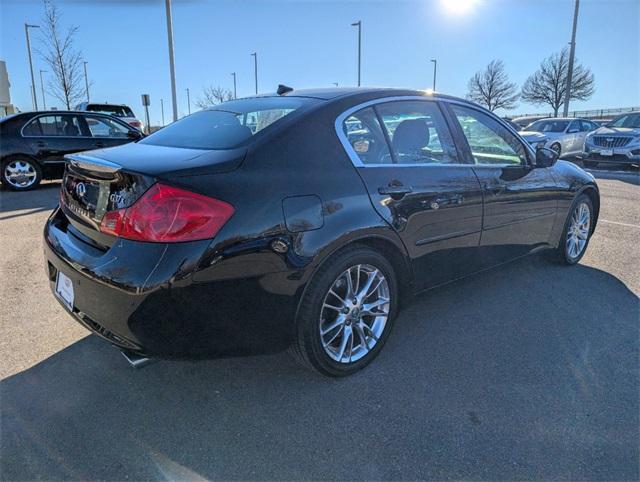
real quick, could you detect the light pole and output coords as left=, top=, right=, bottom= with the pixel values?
left=39, top=69, right=47, bottom=110
left=160, top=98, right=165, bottom=126
left=24, top=23, right=40, bottom=110
left=165, top=0, right=178, bottom=122
left=351, top=21, right=361, bottom=86
left=231, top=72, right=237, bottom=99
left=563, top=0, right=580, bottom=117
left=251, top=52, right=258, bottom=95
left=186, top=88, right=191, bottom=114
left=430, top=59, right=437, bottom=92
left=83, top=61, right=90, bottom=102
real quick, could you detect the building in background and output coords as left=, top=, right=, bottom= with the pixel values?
left=0, top=60, right=16, bottom=117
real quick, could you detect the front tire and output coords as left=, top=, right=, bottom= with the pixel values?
left=553, top=194, right=594, bottom=265
left=1, top=157, right=42, bottom=191
left=290, top=246, right=399, bottom=377
left=550, top=143, right=562, bottom=156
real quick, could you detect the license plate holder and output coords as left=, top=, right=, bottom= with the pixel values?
left=599, top=149, right=613, bottom=156
left=55, top=271, right=75, bottom=311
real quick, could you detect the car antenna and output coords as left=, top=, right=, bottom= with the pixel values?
left=277, top=84, right=294, bottom=95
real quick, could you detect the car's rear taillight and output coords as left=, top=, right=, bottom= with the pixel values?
left=129, top=121, right=142, bottom=128
left=100, top=183, right=234, bottom=242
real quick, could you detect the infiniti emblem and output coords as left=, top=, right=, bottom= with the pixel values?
left=75, top=182, right=86, bottom=198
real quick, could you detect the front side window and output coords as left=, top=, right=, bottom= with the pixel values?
left=22, top=115, right=82, bottom=137
left=609, top=113, right=640, bottom=128
left=85, top=115, right=130, bottom=138
left=141, top=97, right=313, bottom=149
left=568, top=120, right=580, bottom=133
left=452, top=105, right=527, bottom=166
left=376, top=101, right=459, bottom=165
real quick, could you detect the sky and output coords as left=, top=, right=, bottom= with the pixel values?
left=1, top=0, right=638, bottom=125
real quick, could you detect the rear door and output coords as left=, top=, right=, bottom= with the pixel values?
left=22, top=114, right=94, bottom=166
left=338, top=98, right=484, bottom=289
left=446, top=102, right=558, bottom=264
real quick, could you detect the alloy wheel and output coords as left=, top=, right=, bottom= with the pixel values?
left=319, top=264, right=390, bottom=363
left=566, top=202, right=591, bottom=259
left=4, top=160, right=37, bottom=189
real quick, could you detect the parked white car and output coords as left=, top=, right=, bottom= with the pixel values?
left=75, top=102, right=144, bottom=132
left=521, top=118, right=599, bottom=158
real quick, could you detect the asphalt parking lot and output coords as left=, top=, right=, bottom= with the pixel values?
left=1, top=166, right=639, bottom=480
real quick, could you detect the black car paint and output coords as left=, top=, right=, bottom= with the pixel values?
left=0, top=111, right=141, bottom=181
left=43, top=89, right=599, bottom=359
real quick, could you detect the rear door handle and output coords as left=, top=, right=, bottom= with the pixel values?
left=36, top=140, right=46, bottom=147
left=95, top=141, right=105, bottom=148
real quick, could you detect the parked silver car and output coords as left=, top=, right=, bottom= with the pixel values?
left=521, top=118, right=599, bottom=158
left=75, top=102, right=144, bottom=132
left=581, top=113, right=640, bottom=168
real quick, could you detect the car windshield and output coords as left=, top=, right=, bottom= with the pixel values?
left=140, top=97, right=315, bottom=149
left=525, top=120, right=570, bottom=133
left=607, top=113, right=640, bottom=128
left=86, top=104, right=135, bottom=118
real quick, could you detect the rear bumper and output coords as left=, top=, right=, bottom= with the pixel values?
left=44, top=208, right=299, bottom=358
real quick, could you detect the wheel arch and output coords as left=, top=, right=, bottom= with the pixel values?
left=293, top=232, right=415, bottom=324
left=578, top=184, right=600, bottom=232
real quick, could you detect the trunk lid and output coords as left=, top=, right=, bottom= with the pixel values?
left=60, top=144, right=246, bottom=248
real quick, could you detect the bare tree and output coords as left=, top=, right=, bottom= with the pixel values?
left=37, top=0, right=85, bottom=109
left=466, top=60, right=519, bottom=111
left=196, top=86, right=234, bottom=109
left=521, top=48, right=595, bottom=117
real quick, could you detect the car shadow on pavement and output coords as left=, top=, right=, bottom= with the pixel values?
left=1, top=255, right=638, bottom=481
left=0, top=181, right=61, bottom=215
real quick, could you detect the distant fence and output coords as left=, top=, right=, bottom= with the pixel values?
left=509, top=106, right=639, bottom=120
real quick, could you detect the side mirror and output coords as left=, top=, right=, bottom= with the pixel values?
left=535, top=147, right=558, bottom=168
left=128, top=130, right=143, bottom=140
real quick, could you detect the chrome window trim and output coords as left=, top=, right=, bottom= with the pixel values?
left=20, top=112, right=134, bottom=139
left=334, top=95, right=534, bottom=168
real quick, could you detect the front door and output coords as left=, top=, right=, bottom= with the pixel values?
left=446, top=103, right=559, bottom=265
left=339, top=99, right=484, bottom=289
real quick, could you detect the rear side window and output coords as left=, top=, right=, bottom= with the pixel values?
left=141, top=97, right=312, bottom=149
left=342, top=107, right=392, bottom=165
left=22, top=115, right=83, bottom=137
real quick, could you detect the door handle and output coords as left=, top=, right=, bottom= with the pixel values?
left=95, top=141, right=105, bottom=148
left=378, top=186, right=413, bottom=196
left=36, top=141, right=46, bottom=147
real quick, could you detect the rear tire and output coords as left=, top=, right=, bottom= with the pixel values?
left=290, top=246, right=399, bottom=377
left=1, top=157, right=42, bottom=191
left=551, top=193, right=594, bottom=265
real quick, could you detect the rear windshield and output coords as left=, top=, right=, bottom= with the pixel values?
left=525, top=120, right=569, bottom=133
left=86, top=104, right=135, bottom=118
left=140, top=97, right=314, bottom=150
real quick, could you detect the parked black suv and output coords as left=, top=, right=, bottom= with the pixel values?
left=0, top=111, right=142, bottom=190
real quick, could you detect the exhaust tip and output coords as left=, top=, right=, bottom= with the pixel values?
left=120, top=350, right=153, bottom=368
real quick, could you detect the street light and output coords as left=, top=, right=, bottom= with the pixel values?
left=160, top=98, right=165, bottom=126
left=165, top=0, right=178, bottom=122
left=351, top=21, right=362, bottom=87
left=83, top=61, right=90, bottom=102
left=563, top=0, right=580, bottom=117
left=251, top=52, right=258, bottom=95
left=430, top=59, right=437, bottom=92
left=231, top=72, right=237, bottom=99
left=24, top=23, right=40, bottom=110
left=186, top=88, right=191, bottom=114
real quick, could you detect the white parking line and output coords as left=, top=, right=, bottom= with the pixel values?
left=600, top=219, right=640, bottom=229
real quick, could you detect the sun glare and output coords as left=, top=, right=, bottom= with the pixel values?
left=441, top=0, right=480, bottom=15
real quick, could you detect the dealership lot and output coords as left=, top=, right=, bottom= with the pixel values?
left=1, top=168, right=638, bottom=479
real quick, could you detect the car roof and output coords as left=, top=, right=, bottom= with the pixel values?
left=257, top=86, right=468, bottom=104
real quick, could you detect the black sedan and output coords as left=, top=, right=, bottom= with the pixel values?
left=0, top=111, right=143, bottom=191
left=43, top=88, right=599, bottom=376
